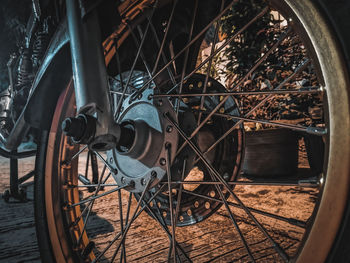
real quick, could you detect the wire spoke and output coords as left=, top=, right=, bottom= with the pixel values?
left=141, top=199, right=192, bottom=263
left=165, top=7, right=271, bottom=97
left=195, top=59, right=311, bottom=160
left=152, top=0, right=178, bottom=75
left=68, top=185, right=128, bottom=208
left=175, top=0, right=198, bottom=115
left=197, top=0, right=225, bottom=125
left=62, top=145, right=88, bottom=166
left=154, top=87, right=321, bottom=98
left=165, top=144, right=178, bottom=261
left=161, top=179, right=320, bottom=188
left=175, top=25, right=290, bottom=156
left=76, top=161, right=108, bottom=246
left=94, top=151, right=117, bottom=175
left=174, top=159, right=187, bottom=228
left=198, top=110, right=327, bottom=135
left=130, top=0, right=241, bottom=100
left=113, top=0, right=159, bottom=119
left=211, top=173, right=256, bottom=262
left=181, top=189, right=307, bottom=228
left=147, top=10, right=176, bottom=85
left=118, top=189, right=127, bottom=263
left=93, top=180, right=154, bottom=263
left=166, top=112, right=290, bottom=261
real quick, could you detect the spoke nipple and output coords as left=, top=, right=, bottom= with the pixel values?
left=61, top=160, right=71, bottom=168
left=166, top=125, right=173, bottom=133
left=62, top=202, right=71, bottom=210
left=160, top=158, right=166, bottom=166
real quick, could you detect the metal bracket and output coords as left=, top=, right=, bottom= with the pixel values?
left=2, top=149, right=36, bottom=203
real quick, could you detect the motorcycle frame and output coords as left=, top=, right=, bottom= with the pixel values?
left=0, top=0, right=120, bottom=151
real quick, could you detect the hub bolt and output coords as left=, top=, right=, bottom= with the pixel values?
left=151, top=171, right=157, bottom=178
left=160, top=158, right=166, bottom=166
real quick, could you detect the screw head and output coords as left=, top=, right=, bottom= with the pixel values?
left=141, top=178, right=146, bottom=185
left=151, top=171, right=157, bottom=178
left=223, top=173, right=230, bottom=181
left=158, top=100, right=163, bottom=106
left=166, top=125, right=173, bottom=133
left=138, top=94, right=143, bottom=99
left=121, top=177, right=126, bottom=184
left=160, top=158, right=166, bottom=166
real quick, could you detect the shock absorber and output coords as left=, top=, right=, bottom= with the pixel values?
left=11, top=48, right=33, bottom=120
left=32, top=18, right=53, bottom=69
left=16, top=48, right=33, bottom=88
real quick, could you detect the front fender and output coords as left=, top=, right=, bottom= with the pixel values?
left=24, top=18, right=72, bottom=130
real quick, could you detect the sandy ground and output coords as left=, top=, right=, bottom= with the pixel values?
left=0, top=146, right=318, bottom=262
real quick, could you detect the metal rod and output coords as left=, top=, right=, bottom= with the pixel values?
left=165, top=144, right=177, bottom=262
left=161, top=180, right=319, bottom=188
left=68, top=185, right=127, bottom=208
left=130, top=0, right=240, bottom=100
left=197, top=0, right=225, bottom=126
left=176, top=26, right=289, bottom=156
left=199, top=110, right=327, bottom=135
left=166, top=113, right=290, bottom=261
left=212, top=174, right=256, bottom=262
left=154, top=88, right=321, bottom=98
left=181, top=189, right=306, bottom=228
left=197, top=59, right=311, bottom=159
left=152, top=0, right=178, bottom=75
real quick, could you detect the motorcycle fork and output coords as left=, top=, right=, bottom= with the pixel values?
left=65, top=0, right=120, bottom=151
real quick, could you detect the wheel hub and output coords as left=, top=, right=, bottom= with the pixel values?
left=107, top=88, right=178, bottom=193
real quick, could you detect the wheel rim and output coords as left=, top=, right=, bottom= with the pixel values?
left=43, top=0, right=350, bottom=262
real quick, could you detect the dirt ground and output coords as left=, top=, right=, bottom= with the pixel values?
left=0, top=144, right=318, bottom=262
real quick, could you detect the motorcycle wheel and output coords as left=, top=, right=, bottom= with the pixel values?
left=35, top=0, right=350, bottom=262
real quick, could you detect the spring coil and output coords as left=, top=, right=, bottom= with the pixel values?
left=32, top=30, right=49, bottom=68
left=16, top=48, right=32, bottom=87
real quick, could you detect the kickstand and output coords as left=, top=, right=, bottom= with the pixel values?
left=2, top=150, right=35, bottom=203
